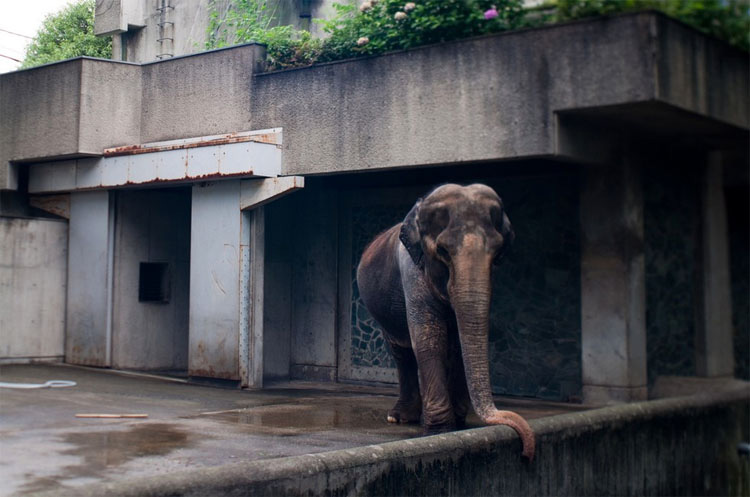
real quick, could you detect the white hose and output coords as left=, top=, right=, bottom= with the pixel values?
left=0, top=380, right=76, bottom=389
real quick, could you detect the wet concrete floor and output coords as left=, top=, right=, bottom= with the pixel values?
left=0, top=364, right=587, bottom=495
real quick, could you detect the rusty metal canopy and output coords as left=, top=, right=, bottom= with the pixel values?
left=27, top=129, right=283, bottom=194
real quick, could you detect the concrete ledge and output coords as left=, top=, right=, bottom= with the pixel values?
left=59, top=385, right=749, bottom=497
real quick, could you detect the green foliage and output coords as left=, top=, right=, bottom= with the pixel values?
left=206, top=0, right=524, bottom=69
left=206, top=0, right=748, bottom=71
left=544, top=0, right=749, bottom=51
left=315, top=0, right=524, bottom=62
left=21, top=0, right=111, bottom=69
left=206, top=0, right=323, bottom=70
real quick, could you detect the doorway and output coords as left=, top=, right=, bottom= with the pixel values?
left=110, top=187, right=191, bottom=374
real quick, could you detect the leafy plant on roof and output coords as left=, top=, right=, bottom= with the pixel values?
left=206, top=0, right=525, bottom=70
left=547, top=0, right=749, bottom=51
left=205, top=0, right=749, bottom=71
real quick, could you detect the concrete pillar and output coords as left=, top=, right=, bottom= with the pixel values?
left=580, top=161, right=647, bottom=404
left=66, top=191, right=115, bottom=367
left=239, top=206, right=264, bottom=389
left=189, top=181, right=243, bottom=381
left=695, top=152, right=734, bottom=377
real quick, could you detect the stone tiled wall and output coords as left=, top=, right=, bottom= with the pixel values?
left=644, top=168, right=700, bottom=382
left=349, top=173, right=582, bottom=401
left=350, top=204, right=410, bottom=370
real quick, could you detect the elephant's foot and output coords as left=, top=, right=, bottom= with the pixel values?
left=422, top=421, right=455, bottom=435
left=387, top=400, right=422, bottom=424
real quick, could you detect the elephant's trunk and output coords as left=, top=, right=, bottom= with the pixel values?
left=450, top=249, right=535, bottom=461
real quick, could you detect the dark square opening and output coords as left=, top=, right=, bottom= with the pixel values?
left=139, top=262, right=171, bottom=303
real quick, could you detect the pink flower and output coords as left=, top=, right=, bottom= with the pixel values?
left=484, top=6, right=498, bottom=20
left=394, top=11, right=407, bottom=20
left=357, top=37, right=369, bottom=47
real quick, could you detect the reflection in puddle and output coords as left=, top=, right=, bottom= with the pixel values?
left=61, top=423, right=191, bottom=469
left=204, top=398, right=423, bottom=436
left=20, top=424, right=192, bottom=495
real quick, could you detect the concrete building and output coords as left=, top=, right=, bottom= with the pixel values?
left=94, top=0, right=342, bottom=63
left=0, top=11, right=747, bottom=406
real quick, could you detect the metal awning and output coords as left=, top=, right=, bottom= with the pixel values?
left=28, top=128, right=282, bottom=194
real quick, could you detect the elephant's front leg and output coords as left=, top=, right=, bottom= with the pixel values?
left=404, top=303, right=455, bottom=433
left=386, top=338, right=422, bottom=424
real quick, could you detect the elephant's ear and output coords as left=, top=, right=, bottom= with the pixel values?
left=399, top=199, right=424, bottom=269
left=496, top=212, right=515, bottom=262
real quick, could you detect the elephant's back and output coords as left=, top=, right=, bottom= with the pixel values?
left=356, top=224, right=409, bottom=342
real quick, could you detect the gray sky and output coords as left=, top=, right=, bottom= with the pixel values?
left=0, top=0, right=74, bottom=73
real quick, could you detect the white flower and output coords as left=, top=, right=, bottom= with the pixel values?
left=357, top=36, right=370, bottom=46
left=359, top=1, right=372, bottom=12
left=404, top=2, right=416, bottom=12
left=394, top=11, right=407, bottom=20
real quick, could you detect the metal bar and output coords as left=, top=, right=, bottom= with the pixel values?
left=103, top=129, right=282, bottom=157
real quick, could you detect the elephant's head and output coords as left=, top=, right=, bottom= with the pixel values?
left=400, top=183, right=534, bottom=460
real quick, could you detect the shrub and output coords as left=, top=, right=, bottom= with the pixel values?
left=205, top=0, right=749, bottom=71
left=21, top=0, right=111, bottom=69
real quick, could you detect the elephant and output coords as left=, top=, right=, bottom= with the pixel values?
left=356, top=183, right=534, bottom=460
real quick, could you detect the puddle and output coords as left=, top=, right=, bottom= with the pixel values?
left=202, top=397, right=424, bottom=436
left=60, top=423, right=192, bottom=469
left=19, top=423, right=193, bottom=495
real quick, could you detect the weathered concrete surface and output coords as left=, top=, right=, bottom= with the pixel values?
left=250, top=12, right=749, bottom=177
left=696, top=153, right=735, bottom=377
left=0, top=364, right=585, bottom=496
left=3, top=13, right=747, bottom=191
left=0, top=218, right=67, bottom=362
left=0, top=44, right=263, bottom=190
left=4, top=365, right=744, bottom=497
left=139, top=44, right=265, bottom=143
left=65, top=191, right=113, bottom=367
left=189, top=180, right=243, bottom=380
left=0, top=58, right=141, bottom=189
left=580, top=159, right=647, bottom=404
left=111, top=189, right=191, bottom=371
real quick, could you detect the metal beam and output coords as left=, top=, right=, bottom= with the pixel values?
left=28, top=129, right=283, bottom=194
left=240, top=176, right=304, bottom=211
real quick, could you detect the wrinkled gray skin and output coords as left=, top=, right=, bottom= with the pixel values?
left=356, top=184, right=534, bottom=460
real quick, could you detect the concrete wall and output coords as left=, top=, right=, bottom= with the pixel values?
left=140, top=44, right=265, bottom=143
left=3, top=13, right=747, bottom=191
left=65, top=191, right=114, bottom=367
left=0, top=217, right=67, bottom=362
left=262, top=199, right=294, bottom=380
left=71, top=386, right=750, bottom=497
left=249, top=12, right=748, bottom=177
left=189, top=180, right=243, bottom=380
left=0, top=44, right=263, bottom=190
left=261, top=189, right=339, bottom=382
left=111, top=189, right=191, bottom=371
left=289, top=189, right=338, bottom=381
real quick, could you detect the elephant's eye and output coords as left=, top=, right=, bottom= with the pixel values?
left=436, top=244, right=450, bottom=262
left=421, top=206, right=449, bottom=234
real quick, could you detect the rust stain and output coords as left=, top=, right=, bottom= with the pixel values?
left=103, top=132, right=280, bottom=157
left=29, top=194, right=71, bottom=219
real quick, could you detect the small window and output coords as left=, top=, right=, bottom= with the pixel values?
left=139, top=262, right=171, bottom=303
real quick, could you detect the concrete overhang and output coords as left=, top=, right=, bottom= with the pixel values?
left=27, top=129, right=283, bottom=194
left=2, top=12, right=747, bottom=190
left=0, top=43, right=266, bottom=190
